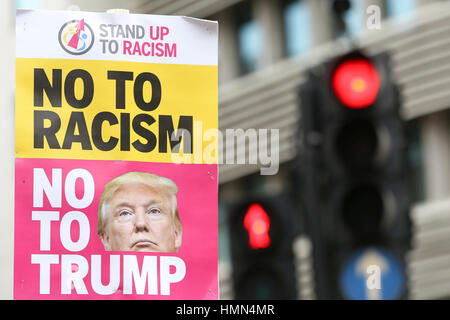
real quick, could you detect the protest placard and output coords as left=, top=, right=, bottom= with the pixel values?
left=15, top=9, right=218, bottom=300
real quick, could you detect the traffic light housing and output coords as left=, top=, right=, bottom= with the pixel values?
left=228, top=195, right=297, bottom=299
left=298, top=50, right=411, bottom=299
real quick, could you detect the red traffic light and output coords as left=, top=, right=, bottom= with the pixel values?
left=332, top=58, right=380, bottom=109
left=243, top=203, right=271, bottom=249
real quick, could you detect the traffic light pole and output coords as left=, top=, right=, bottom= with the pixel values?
left=299, top=73, right=332, bottom=299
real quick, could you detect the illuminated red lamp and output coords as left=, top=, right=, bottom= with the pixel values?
left=243, top=203, right=271, bottom=249
left=332, top=58, right=380, bottom=109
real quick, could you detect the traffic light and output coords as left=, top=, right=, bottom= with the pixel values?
left=228, top=195, right=297, bottom=299
left=298, top=50, right=411, bottom=299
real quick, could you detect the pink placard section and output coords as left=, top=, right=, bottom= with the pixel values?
left=14, top=158, right=218, bottom=300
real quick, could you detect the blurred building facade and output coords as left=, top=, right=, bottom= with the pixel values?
left=2, top=0, right=450, bottom=299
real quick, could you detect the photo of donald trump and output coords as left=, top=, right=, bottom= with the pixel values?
left=97, top=172, right=183, bottom=253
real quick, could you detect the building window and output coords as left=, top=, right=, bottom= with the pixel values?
left=332, top=0, right=364, bottom=38
left=282, top=0, right=311, bottom=57
left=236, top=1, right=263, bottom=74
left=448, top=110, right=450, bottom=138
left=16, top=0, right=41, bottom=9
left=386, top=0, right=417, bottom=17
left=218, top=200, right=231, bottom=263
left=405, top=119, right=425, bottom=203
left=344, top=0, right=366, bottom=37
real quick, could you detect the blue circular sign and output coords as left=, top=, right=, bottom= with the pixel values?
left=340, top=247, right=405, bottom=300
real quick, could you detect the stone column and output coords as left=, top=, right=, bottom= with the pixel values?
left=421, top=111, right=450, bottom=200
left=307, top=0, right=333, bottom=46
left=253, top=0, right=284, bottom=67
left=215, top=9, right=240, bottom=83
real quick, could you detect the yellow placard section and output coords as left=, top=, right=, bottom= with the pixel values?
left=16, top=58, right=218, bottom=164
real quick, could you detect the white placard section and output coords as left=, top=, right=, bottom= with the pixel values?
left=16, top=9, right=218, bottom=66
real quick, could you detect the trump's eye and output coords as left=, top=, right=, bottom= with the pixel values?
left=119, top=210, right=132, bottom=217
left=148, top=208, right=161, bottom=216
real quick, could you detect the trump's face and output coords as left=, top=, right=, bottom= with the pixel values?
left=100, top=183, right=182, bottom=252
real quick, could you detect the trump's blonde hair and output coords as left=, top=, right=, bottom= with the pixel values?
left=97, top=171, right=181, bottom=236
